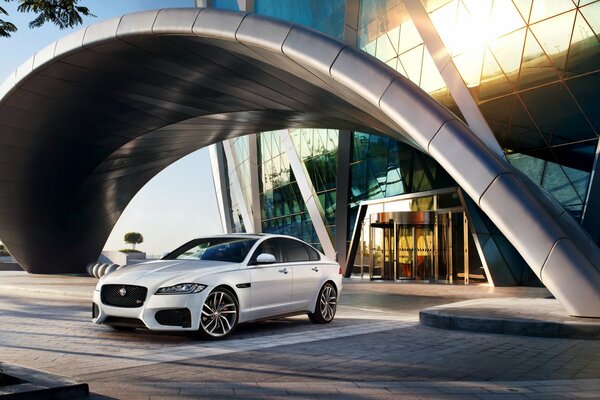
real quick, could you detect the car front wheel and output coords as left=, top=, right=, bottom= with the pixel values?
left=308, top=283, right=337, bottom=324
left=198, top=287, right=238, bottom=339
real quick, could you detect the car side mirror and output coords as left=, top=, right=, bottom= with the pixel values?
left=256, top=253, right=277, bottom=264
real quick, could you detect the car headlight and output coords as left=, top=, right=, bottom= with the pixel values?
left=155, top=283, right=207, bottom=295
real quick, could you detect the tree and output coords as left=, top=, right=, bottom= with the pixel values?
left=0, top=0, right=94, bottom=38
left=124, top=232, right=144, bottom=251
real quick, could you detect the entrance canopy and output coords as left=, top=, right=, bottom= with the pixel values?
left=0, top=8, right=599, bottom=317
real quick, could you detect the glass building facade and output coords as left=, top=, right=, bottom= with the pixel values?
left=210, top=0, right=600, bottom=285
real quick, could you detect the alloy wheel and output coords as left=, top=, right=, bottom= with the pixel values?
left=319, top=284, right=337, bottom=321
left=200, top=289, right=237, bottom=338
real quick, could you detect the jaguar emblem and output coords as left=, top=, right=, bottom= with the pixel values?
left=119, top=287, right=127, bottom=297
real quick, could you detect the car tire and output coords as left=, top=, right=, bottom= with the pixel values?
left=197, top=287, right=239, bottom=340
left=308, top=282, right=337, bottom=324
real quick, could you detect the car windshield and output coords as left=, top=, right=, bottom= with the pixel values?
left=163, top=238, right=258, bottom=263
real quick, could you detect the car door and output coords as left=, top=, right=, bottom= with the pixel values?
left=248, top=238, right=293, bottom=320
left=280, top=238, right=323, bottom=311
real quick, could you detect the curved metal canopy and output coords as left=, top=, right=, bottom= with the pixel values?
left=1, top=8, right=599, bottom=317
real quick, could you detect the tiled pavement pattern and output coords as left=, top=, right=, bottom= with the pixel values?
left=0, top=277, right=599, bottom=399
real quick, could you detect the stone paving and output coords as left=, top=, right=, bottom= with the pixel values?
left=0, top=273, right=598, bottom=399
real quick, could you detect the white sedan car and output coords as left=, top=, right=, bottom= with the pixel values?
left=92, top=234, right=342, bottom=339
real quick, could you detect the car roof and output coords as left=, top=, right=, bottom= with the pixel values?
left=193, top=233, right=309, bottom=242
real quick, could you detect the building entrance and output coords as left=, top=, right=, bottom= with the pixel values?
left=350, top=189, right=487, bottom=284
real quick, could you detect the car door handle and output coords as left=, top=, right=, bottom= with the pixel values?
left=311, top=267, right=319, bottom=272
left=279, top=268, right=288, bottom=274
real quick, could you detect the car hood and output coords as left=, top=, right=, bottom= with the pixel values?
left=99, top=259, right=241, bottom=288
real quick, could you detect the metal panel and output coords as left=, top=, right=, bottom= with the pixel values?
left=335, top=130, right=352, bottom=272
left=380, top=78, right=454, bottom=151
left=153, top=8, right=202, bottom=34
left=479, top=173, right=566, bottom=275
left=282, top=26, right=346, bottom=73
left=208, top=143, right=232, bottom=233
left=428, top=119, right=510, bottom=200
left=54, top=29, right=86, bottom=56
left=541, top=238, right=600, bottom=317
left=116, top=10, right=159, bottom=38
left=82, top=17, right=121, bottom=46
left=236, top=14, right=292, bottom=51
left=192, top=8, right=247, bottom=40
left=330, top=46, right=397, bottom=106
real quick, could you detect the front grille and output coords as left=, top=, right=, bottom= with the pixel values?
left=104, top=316, right=147, bottom=328
left=101, top=285, right=147, bottom=308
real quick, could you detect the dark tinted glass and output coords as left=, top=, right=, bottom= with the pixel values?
left=251, top=239, right=284, bottom=264
left=281, top=239, right=311, bottom=262
left=304, top=244, right=321, bottom=261
left=164, top=238, right=258, bottom=263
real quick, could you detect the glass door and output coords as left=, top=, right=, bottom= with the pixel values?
left=396, top=225, right=415, bottom=279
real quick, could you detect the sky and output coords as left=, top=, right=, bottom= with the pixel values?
left=0, top=0, right=224, bottom=255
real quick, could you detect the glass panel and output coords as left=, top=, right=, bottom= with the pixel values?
left=580, top=2, right=600, bottom=39
left=565, top=72, right=600, bottom=133
left=488, top=0, right=526, bottom=39
left=519, top=82, right=561, bottom=143
left=542, top=161, right=585, bottom=206
left=507, top=153, right=545, bottom=184
left=420, top=47, right=447, bottom=93
left=453, top=47, right=485, bottom=88
left=398, top=45, right=424, bottom=85
left=529, top=0, right=575, bottom=24
left=518, top=28, right=560, bottom=89
left=529, top=11, right=577, bottom=73
left=550, top=85, right=597, bottom=145
left=429, top=0, right=459, bottom=54
left=488, top=28, right=526, bottom=84
left=509, top=96, right=548, bottom=151
left=479, top=94, right=515, bottom=147
left=565, top=11, right=600, bottom=75
left=398, top=18, right=423, bottom=53
left=376, top=33, right=398, bottom=62
left=213, top=0, right=241, bottom=11
left=513, top=0, right=533, bottom=23
left=255, top=0, right=346, bottom=40
left=479, top=48, right=514, bottom=100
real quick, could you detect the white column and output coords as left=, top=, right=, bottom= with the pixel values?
left=248, top=133, right=262, bottom=233
left=279, top=130, right=337, bottom=260
left=222, top=139, right=255, bottom=233
left=208, top=143, right=232, bottom=233
left=404, top=0, right=505, bottom=159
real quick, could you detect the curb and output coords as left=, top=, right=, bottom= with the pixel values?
left=420, top=309, right=600, bottom=340
left=0, top=363, right=88, bottom=399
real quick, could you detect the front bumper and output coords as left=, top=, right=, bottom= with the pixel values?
left=92, top=287, right=208, bottom=331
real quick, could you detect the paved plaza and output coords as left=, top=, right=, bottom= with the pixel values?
left=0, top=272, right=599, bottom=399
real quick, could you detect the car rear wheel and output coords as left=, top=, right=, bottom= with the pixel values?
left=308, top=283, right=337, bottom=324
left=198, top=287, right=238, bottom=339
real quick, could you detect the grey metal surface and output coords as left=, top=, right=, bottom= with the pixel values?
left=0, top=8, right=599, bottom=316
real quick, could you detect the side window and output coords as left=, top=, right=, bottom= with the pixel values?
left=250, top=239, right=283, bottom=264
left=281, top=239, right=310, bottom=262
left=304, top=244, right=321, bottom=261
